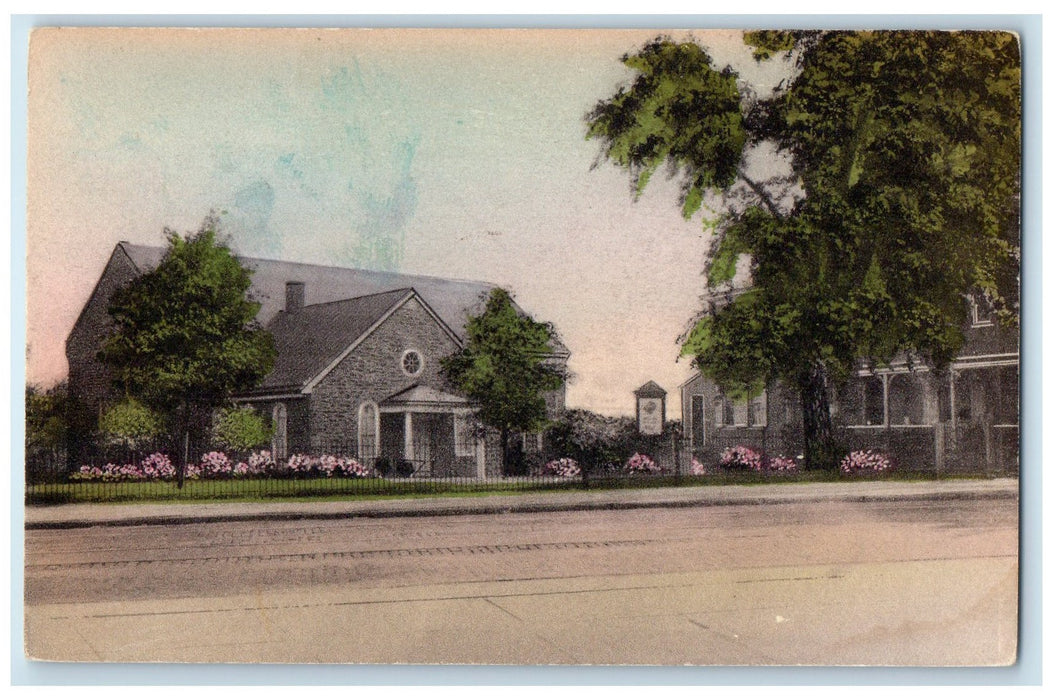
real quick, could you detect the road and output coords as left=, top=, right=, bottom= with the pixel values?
left=24, top=496, right=1018, bottom=665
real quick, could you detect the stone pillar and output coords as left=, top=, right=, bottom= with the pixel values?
left=476, top=433, right=487, bottom=479
left=404, top=412, right=415, bottom=463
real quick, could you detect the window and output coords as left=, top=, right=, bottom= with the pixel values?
left=748, top=392, right=767, bottom=427
left=521, top=431, right=542, bottom=454
left=731, top=400, right=748, bottom=427
left=358, top=402, right=379, bottom=461
left=400, top=349, right=423, bottom=377
left=864, top=376, right=885, bottom=426
left=970, top=294, right=994, bottom=327
left=454, top=414, right=475, bottom=457
left=888, top=373, right=926, bottom=426
left=715, top=395, right=750, bottom=427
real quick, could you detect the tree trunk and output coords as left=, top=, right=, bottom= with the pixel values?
left=799, top=361, right=839, bottom=471
left=176, top=405, right=190, bottom=489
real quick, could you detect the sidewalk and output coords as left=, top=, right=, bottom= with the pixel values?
left=23, top=477, right=1018, bottom=530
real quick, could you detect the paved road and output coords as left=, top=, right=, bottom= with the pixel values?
left=25, top=495, right=1018, bottom=665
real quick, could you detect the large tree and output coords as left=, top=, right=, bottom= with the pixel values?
left=587, top=31, right=1020, bottom=469
left=441, top=288, right=566, bottom=475
left=98, top=218, right=276, bottom=485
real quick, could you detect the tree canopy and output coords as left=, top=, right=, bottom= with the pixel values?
left=587, top=31, right=1020, bottom=468
left=441, top=288, right=566, bottom=474
left=98, top=218, right=276, bottom=477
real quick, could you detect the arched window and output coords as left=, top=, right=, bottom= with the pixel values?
left=272, top=403, right=288, bottom=460
left=358, top=401, right=379, bottom=462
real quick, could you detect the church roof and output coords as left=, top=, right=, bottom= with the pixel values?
left=254, top=288, right=415, bottom=392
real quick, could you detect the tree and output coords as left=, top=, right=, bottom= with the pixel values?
left=587, top=31, right=1020, bottom=469
left=25, top=383, right=71, bottom=482
left=98, top=217, right=276, bottom=485
left=441, top=288, right=566, bottom=475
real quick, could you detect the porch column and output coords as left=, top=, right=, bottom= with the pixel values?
left=404, top=412, right=415, bottom=463
left=476, top=432, right=487, bottom=479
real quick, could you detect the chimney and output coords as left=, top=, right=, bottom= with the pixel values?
left=285, top=281, right=305, bottom=313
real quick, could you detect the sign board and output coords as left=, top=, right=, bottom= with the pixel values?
left=634, top=380, right=667, bottom=435
left=637, top=396, right=664, bottom=435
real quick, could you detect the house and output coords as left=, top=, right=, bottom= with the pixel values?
left=66, top=241, right=569, bottom=476
left=679, top=295, right=1019, bottom=474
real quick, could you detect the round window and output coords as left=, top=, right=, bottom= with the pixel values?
left=401, top=349, right=423, bottom=376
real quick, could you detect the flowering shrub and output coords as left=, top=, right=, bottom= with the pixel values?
left=690, top=457, right=707, bottom=476
left=71, top=449, right=372, bottom=482
left=71, top=453, right=176, bottom=482
left=540, top=457, right=581, bottom=478
left=840, top=450, right=893, bottom=475
left=139, top=453, right=177, bottom=480
left=199, top=451, right=234, bottom=478
left=282, top=453, right=373, bottom=478
left=248, top=450, right=275, bottom=472
left=626, top=452, right=660, bottom=474
left=766, top=455, right=799, bottom=473
left=720, top=445, right=763, bottom=471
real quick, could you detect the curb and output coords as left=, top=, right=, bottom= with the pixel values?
left=24, top=482, right=1019, bottom=530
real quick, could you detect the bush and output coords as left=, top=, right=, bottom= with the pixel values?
left=212, top=406, right=272, bottom=451
left=720, top=445, right=763, bottom=471
left=766, top=455, right=799, bottom=473
left=626, top=452, right=660, bottom=474
left=840, top=450, right=893, bottom=475
left=690, top=457, right=707, bottom=476
left=539, top=457, right=581, bottom=478
left=99, top=398, right=164, bottom=450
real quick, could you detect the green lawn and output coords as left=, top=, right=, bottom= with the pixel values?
left=22, top=469, right=980, bottom=505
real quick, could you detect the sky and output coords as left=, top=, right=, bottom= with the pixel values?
left=26, top=27, right=796, bottom=418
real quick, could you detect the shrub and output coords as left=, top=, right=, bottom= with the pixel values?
left=248, top=450, right=275, bottom=472
left=212, top=406, right=272, bottom=451
left=199, top=451, right=234, bottom=478
left=626, top=452, right=660, bottom=474
left=720, top=445, right=763, bottom=471
left=840, top=450, right=893, bottom=475
left=71, top=452, right=176, bottom=482
left=690, top=457, right=707, bottom=476
left=99, top=398, right=164, bottom=450
left=766, top=455, right=799, bottom=473
left=539, top=457, right=581, bottom=478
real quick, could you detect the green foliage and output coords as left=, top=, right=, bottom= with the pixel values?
left=99, top=397, right=165, bottom=449
left=547, top=409, right=637, bottom=472
left=588, top=31, right=1020, bottom=469
left=99, top=217, right=277, bottom=424
left=441, top=289, right=566, bottom=471
left=25, top=383, right=70, bottom=460
left=586, top=38, right=747, bottom=218
left=212, top=405, right=273, bottom=451
left=743, top=30, right=801, bottom=60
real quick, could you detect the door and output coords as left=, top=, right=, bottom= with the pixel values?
left=691, top=395, right=705, bottom=451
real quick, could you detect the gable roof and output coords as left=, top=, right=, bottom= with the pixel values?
left=254, top=288, right=415, bottom=392
left=634, top=380, right=667, bottom=398
left=380, top=384, right=471, bottom=410
left=115, top=241, right=569, bottom=356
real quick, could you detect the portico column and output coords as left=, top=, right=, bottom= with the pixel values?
left=404, top=412, right=415, bottom=463
left=476, top=431, right=487, bottom=479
